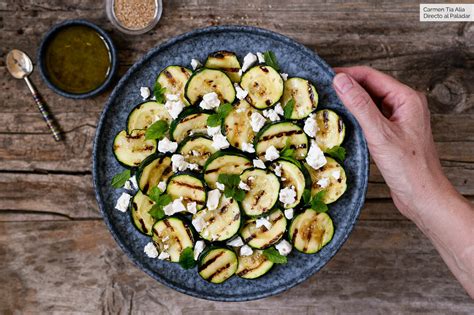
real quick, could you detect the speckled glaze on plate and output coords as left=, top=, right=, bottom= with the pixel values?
left=92, top=25, right=369, bottom=302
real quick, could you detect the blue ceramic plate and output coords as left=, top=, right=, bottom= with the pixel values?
left=93, top=26, right=368, bottom=301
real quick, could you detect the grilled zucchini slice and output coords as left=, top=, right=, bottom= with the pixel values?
left=130, top=191, right=155, bottom=236
left=137, top=155, right=173, bottom=195
left=205, top=51, right=242, bottom=83
left=203, top=152, right=252, bottom=189
left=156, top=65, right=192, bottom=106
left=170, top=109, right=211, bottom=143
left=236, top=249, right=274, bottom=279
left=127, top=101, right=172, bottom=133
left=152, top=217, right=194, bottom=262
left=304, top=157, right=347, bottom=204
left=241, top=209, right=286, bottom=249
left=192, top=197, right=241, bottom=241
left=240, top=65, right=283, bottom=109
left=178, top=136, right=217, bottom=167
left=223, top=99, right=258, bottom=150
left=315, top=109, right=346, bottom=151
left=185, top=68, right=236, bottom=105
left=255, top=122, right=308, bottom=161
left=166, top=174, right=207, bottom=211
left=289, top=210, right=334, bottom=254
left=281, top=77, right=318, bottom=119
left=198, top=247, right=238, bottom=283
left=270, top=159, right=307, bottom=208
left=113, top=129, right=157, bottom=167
left=240, top=168, right=280, bottom=217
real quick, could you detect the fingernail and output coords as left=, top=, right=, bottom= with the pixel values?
left=334, top=73, right=353, bottom=94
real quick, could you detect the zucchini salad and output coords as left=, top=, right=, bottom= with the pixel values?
left=111, top=50, right=348, bottom=283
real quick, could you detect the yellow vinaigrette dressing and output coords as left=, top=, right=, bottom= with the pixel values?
left=44, top=25, right=111, bottom=94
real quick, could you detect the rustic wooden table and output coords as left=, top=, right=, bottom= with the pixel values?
left=1, top=0, right=473, bottom=313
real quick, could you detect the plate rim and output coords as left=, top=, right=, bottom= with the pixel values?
left=92, top=25, right=369, bottom=301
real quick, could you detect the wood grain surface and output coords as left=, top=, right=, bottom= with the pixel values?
left=0, top=0, right=473, bottom=313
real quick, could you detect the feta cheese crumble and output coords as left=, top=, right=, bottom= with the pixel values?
left=171, top=154, right=189, bottom=172
left=332, top=169, right=341, bottom=180
left=212, top=132, right=230, bottom=150
left=115, top=192, right=132, bottom=212
left=253, top=159, right=266, bottom=169
left=164, top=96, right=184, bottom=119
left=238, top=180, right=250, bottom=191
left=163, top=198, right=186, bottom=216
left=207, top=126, right=221, bottom=137
left=274, top=102, right=284, bottom=116
left=256, top=216, right=272, bottom=230
left=190, top=58, right=201, bottom=70
left=240, top=244, right=254, bottom=257
left=144, top=242, right=158, bottom=258
left=262, top=108, right=281, bottom=122
left=199, top=92, right=220, bottom=110
left=207, top=189, right=221, bottom=210
left=280, top=73, right=288, bottom=81
left=250, top=112, right=266, bottom=132
left=303, top=114, right=318, bottom=138
left=265, top=145, right=280, bottom=161
left=241, top=141, right=255, bottom=153
left=192, top=216, right=206, bottom=232
left=194, top=240, right=206, bottom=260
left=235, top=84, right=248, bottom=100
left=284, top=208, right=294, bottom=220
left=242, top=52, right=257, bottom=72
left=317, top=177, right=330, bottom=188
left=227, top=236, right=244, bottom=247
left=187, top=202, right=197, bottom=214
left=140, top=87, right=150, bottom=100
left=279, top=186, right=296, bottom=206
left=275, top=239, right=292, bottom=256
left=306, top=140, right=327, bottom=170
left=216, top=182, right=225, bottom=191
left=273, top=163, right=282, bottom=177
left=157, top=180, right=167, bottom=192
left=158, top=251, right=170, bottom=260
left=158, top=137, right=178, bottom=153
left=256, top=52, right=265, bottom=63
left=123, top=175, right=138, bottom=190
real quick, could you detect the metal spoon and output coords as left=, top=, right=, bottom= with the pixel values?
left=6, top=49, right=62, bottom=141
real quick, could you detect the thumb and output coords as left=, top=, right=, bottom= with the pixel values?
left=333, top=73, right=387, bottom=145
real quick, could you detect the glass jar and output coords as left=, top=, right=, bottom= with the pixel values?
left=105, top=0, right=162, bottom=35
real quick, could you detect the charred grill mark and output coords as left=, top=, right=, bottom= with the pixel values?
left=271, top=214, right=284, bottom=224
left=162, top=165, right=173, bottom=177
left=132, top=202, right=138, bottom=211
left=265, top=99, right=271, bottom=106
left=180, top=67, right=190, bottom=78
left=337, top=178, right=342, bottom=183
left=153, top=228, right=159, bottom=236
left=183, top=197, right=205, bottom=205
left=261, top=129, right=303, bottom=142
left=185, top=226, right=194, bottom=242
left=260, top=66, right=269, bottom=73
left=208, top=263, right=232, bottom=281
left=243, top=233, right=256, bottom=243
left=198, top=251, right=225, bottom=271
left=219, top=204, right=230, bottom=215
left=164, top=70, right=173, bottom=79
left=172, top=180, right=204, bottom=191
left=139, top=218, right=148, bottom=234
left=143, top=183, right=150, bottom=193
left=291, top=228, right=299, bottom=242
left=323, top=110, right=329, bottom=129
left=233, top=212, right=240, bottom=221
left=338, top=118, right=344, bottom=133
left=308, top=82, right=315, bottom=104
left=210, top=50, right=233, bottom=58
left=267, top=232, right=284, bottom=246
left=237, top=260, right=266, bottom=276
left=224, top=67, right=240, bottom=73
left=134, top=144, right=155, bottom=153
left=128, top=132, right=144, bottom=140
left=303, top=223, right=313, bottom=252
left=179, top=114, right=200, bottom=124
left=254, top=191, right=265, bottom=204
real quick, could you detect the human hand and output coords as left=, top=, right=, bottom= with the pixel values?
left=332, top=66, right=454, bottom=220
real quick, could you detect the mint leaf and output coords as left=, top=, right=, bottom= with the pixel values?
left=283, top=98, right=294, bottom=119
left=217, top=103, right=233, bottom=119
left=111, top=169, right=131, bottom=188
left=145, top=120, right=169, bottom=140
left=153, top=81, right=166, bottom=103
left=262, top=247, right=287, bottom=264
left=326, top=146, right=346, bottom=162
left=207, top=114, right=221, bottom=127
left=302, top=189, right=311, bottom=205
left=217, top=174, right=246, bottom=202
left=263, top=51, right=280, bottom=71
left=148, top=204, right=165, bottom=220
left=280, top=139, right=295, bottom=158
left=149, top=186, right=163, bottom=202
left=233, top=189, right=246, bottom=202
left=310, top=190, right=328, bottom=212
left=179, top=247, right=197, bottom=269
